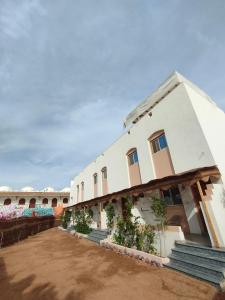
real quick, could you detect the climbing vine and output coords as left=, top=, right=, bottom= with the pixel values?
left=105, top=203, right=115, bottom=230
left=73, top=208, right=93, bottom=234
left=113, top=196, right=156, bottom=254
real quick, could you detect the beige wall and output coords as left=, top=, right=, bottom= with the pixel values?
left=128, top=163, right=142, bottom=186
left=152, top=148, right=174, bottom=178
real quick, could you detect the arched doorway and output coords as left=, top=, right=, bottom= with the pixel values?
left=63, top=198, right=68, bottom=204
left=52, top=198, right=57, bottom=207
left=19, top=198, right=25, bottom=205
left=42, top=198, right=48, bottom=205
left=4, top=198, right=11, bottom=205
left=29, top=198, right=36, bottom=208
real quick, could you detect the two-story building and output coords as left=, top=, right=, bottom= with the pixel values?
left=69, top=71, right=225, bottom=248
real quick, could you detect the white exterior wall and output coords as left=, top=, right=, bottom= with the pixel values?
left=71, top=82, right=216, bottom=204
left=185, top=84, right=225, bottom=183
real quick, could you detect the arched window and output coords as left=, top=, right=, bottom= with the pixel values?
left=126, top=148, right=141, bottom=187
left=149, top=130, right=174, bottom=179
left=19, top=198, right=25, bottom=205
left=81, top=182, right=84, bottom=202
left=63, top=198, right=68, bottom=204
left=52, top=198, right=57, bottom=207
left=76, top=185, right=79, bottom=202
left=4, top=198, right=11, bottom=205
left=42, top=198, right=48, bottom=205
left=101, top=167, right=108, bottom=196
left=29, top=198, right=36, bottom=208
left=93, top=173, right=98, bottom=198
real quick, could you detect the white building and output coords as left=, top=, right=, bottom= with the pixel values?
left=0, top=186, right=70, bottom=208
left=69, top=71, right=225, bottom=248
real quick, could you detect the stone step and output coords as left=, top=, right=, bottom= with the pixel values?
left=89, top=230, right=108, bottom=238
left=166, top=261, right=225, bottom=289
left=172, top=248, right=225, bottom=268
left=91, top=229, right=109, bottom=235
left=175, top=241, right=225, bottom=260
left=90, top=230, right=108, bottom=237
left=86, top=235, right=101, bottom=244
left=168, top=255, right=225, bottom=281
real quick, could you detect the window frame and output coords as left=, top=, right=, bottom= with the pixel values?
left=151, top=133, right=168, bottom=154
left=128, top=150, right=139, bottom=165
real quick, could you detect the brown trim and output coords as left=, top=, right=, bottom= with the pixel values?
left=149, top=130, right=164, bottom=141
left=66, top=166, right=220, bottom=209
left=126, top=148, right=137, bottom=156
left=196, top=180, right=220, bottom=248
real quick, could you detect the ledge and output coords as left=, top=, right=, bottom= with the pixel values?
left=100, top=239, right=169, bottom=267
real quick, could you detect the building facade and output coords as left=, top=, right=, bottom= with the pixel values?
left=70, top=72, right=225, bottom=248
left=0, top=186, right=70, bottom=208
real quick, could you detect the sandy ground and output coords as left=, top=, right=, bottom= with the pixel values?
left=0, top=228, right=224, bottom=300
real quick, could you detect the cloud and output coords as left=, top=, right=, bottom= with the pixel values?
left=0, top=0, right=224, bottom=190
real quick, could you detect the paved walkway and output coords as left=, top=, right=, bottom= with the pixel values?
left=0, top=228, right=224, bottom=300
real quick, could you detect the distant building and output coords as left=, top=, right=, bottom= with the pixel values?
left=69, top=72, right=225, bottom=248
left=0, top=186, right=70, bottom=208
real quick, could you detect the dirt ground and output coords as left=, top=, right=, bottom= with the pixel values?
left=0, top=228, right=224, bottom=300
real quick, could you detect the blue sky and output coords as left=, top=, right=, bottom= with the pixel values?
left=0, top=0, right=224, bottom=190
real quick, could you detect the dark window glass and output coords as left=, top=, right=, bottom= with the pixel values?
left=151, top=133, right=168, bottom=153
left=133, top=151, right=138, bottom=163
left=94, top=174, right=97, bottom=184
left=159, top=134, right=167, bottom=149
left=102, top=168, right=107, bottom=179
left=162, top=187, right=182, bottom=205
left=128, top=150, right=139, bottom=165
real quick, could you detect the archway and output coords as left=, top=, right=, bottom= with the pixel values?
left=29, top=198, right=36, bottom=208
left=19, top=198, right=25, bottom=205
left=4, top=198, right=11, bottom=205
left=63, top=198, right=68, bottom=204
left=52, top=198, right=57, bottom=207
left=42, top=198, right=48, bottom=205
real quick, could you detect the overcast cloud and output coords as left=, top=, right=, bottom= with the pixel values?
left=0, top=0, right=225, bottom=190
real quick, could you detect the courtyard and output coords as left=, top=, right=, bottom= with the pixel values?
left=0, top=228, right=224, bottom=300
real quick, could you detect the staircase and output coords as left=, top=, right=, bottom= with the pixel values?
left=86, top=229, right=109, bottom=244
left=165, top=241, right=225, bottom=290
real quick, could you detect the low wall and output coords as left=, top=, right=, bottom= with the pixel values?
left=0, top=216, right=61, bottom=248
left=100, top=240, right=169, bottom=267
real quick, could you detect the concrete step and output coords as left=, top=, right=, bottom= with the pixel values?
left=175, top=241, right=225, bottom=260
left=165, top=241, right=225, bottom=290
left=91, top=229, right=109, bottom=236
left=171, top=248, right=225, bottom=268
left=168, top=255, right=225, bottom=281
left=86, top=235, right=101, bottom=244
left=166, top=261, right=225, bottom=290
left=86, top=229, right=109, bottom=244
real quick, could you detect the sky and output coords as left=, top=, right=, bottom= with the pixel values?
left=0, top=0, right=225, bottom=190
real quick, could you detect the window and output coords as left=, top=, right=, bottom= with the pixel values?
left=94, top=173, right=98, bottom=184
left=63, top=198, right=68, bottom=204
left=19, top=198, right=25, bottom=205
left=161, top=187, right=182, bottom=205
left=52, top=198, right=57, bottom=207
left=102, top=167, right=107, bottom=179
left=128, top=150, right=139, bottom=165
left=81, top=182, right=84, bottom=190
left=42, top=198, right=48, bottom=205
left=151, top=133, right=168, bottom=153
left=4, top=198, right=11, bottom=205
left=29, top=198, right=36, bottom=208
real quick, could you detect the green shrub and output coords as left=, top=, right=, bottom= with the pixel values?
left=61, top=210, right=71, bottom=229
left=73, top=208, right=92, bottom=234
left=105, top=203, right=115, bottom=230
left=113, top=196, right=156, bottom=254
